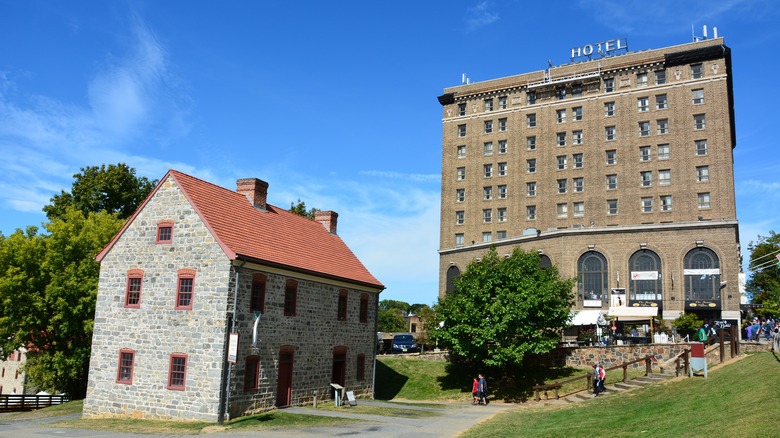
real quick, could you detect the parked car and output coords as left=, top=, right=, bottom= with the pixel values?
left=391, top=334, right=418, bottom=353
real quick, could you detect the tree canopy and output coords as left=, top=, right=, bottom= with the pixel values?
left=431, top=247, right=574, bottom=368
left=289, top=199, right=318, bottom=219
left=746, top=231, right=780, bottom=316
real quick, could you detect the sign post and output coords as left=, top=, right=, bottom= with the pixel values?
left=689, top=342, right=707, bottom=378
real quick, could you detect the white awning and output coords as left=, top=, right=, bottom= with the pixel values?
left=608, top=306, right=658, bottom=320
left=569, top=309, right=606, bottom=326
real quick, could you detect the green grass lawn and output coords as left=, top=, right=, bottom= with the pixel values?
left=461, top=352, right=780, bottom=438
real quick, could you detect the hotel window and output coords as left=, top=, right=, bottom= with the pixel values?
left=458, top=124, right=466, bottom=137
left=639, top=121, right=650, bottom=137
left=607, top=199, right=618, bottom=215
left=656, top=94, right=668, bottom=110
left=526, top=136, right=536, bottom=150
left=359, top=293, right=369, bottom=323
left=526, top=182, right=537, bottom=196
left=116, top=349, right=135, bottom=384
left=605, top=126, right=616, bottom=140
left=606, top=150, right=617, bottom=165
left=456, top=167, right=465, bottom=181
left=574, top=202, right=585, bottom=217
left=695, top=139, right=708, bottom=155
left=655, top=70, right=666, bottom=84
left=657, top=119, right=669, bottom=135
left=498, top=140, right=507, bottom=154
left=156, top=222, right=173, bottom=244
left=557, top=132, right=566, bottom=146
left=637, top=97, right=649, bottom=112
left=574, top=177, right=584, bottom=192
left=691, top=63, right=703, bottom=79
left=251, top=273, right=266, bottom=313
left=698, top=192, right=711, bottom=209
left=557, top=155, right=567, bottom=170
left=573, top=153, right=583, bottom=168
left=556, top=109, right=567, bottom=123
left=498, top=162, right=507, bottom=176
left=659, top=169, right=671, bottom=185
left=125, top=270, right=143, bottom=308
left=692, top=88, right=705, bottom=104
left=641, top=171, right=653, bottom=187
left=694, top=114, right=706, bottom=130
left=604, top=101, right=615, bottom=117
left=484, top=142, right=493, bottom=155
left=483, top=164, right=493, bottom=178
left=636, top=72, right=648, bottom=86
left=498, top=118, right=507, bottom=131
left=557, top=179, right=568, bottom=194
left=484, top=98, right=494, bottom=112
left=604, top=78, right=614, bottom=92
left=606, top=174, right=617, bottom=190
left=244, top=355, right=260, bottom=392
left=483, top=186, right=493, bottom=200
left=658, top=144, right=671, bottom=159
left=527, top=159, right=536, bottom=173
left=455, top=234, right=464, bottom=246
left=497, top=185, right=507, bottom=199
left=458, top=103, right=466, bottom=116
left=456, top=188, right=465, bottom=202
left=640, top=146, right=651, bottom=161
left=556, top=88, right=566, bottom=100
left=573, top=106, right=583, bottom=120
left=527, top=205, right=537, bottom=220
left=696, top=166, right=710, bottom=182
left=528, top=91, right=537, bottom=104
left=455, top=211, right=465, bottom=225
left=457, top=145, right=466, bottom=158
left=573, top=130, right=583, bottom=144
left=497, top=230, right=507, bottom=240
left=482, top=232, right=492, bottom=243
left=527, top=113, right=537, bottom=127
left=641, top=197, right=653, bottom=212
left=167, top=354, right=188, bottom=390
left=498, top=96, right=508, bottom=109
left=175, top=269, right=195, bottom=310
left=661, top=195, right=673, bottom=211
left=337, top=289, right=348, bottom=321
left=497, top=207, right=507, bottom=222
left=484, top=120, right=493, bottom=134
left=557, top=203, right=568, bottom=218
left=572, top=85, right=582, bottom=97
left=483, top=209, right=492, bottom=223
left=284, top=279, right=298, bottom=316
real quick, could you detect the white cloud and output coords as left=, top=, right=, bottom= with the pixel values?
left=466, top=1, right=500, bottom=31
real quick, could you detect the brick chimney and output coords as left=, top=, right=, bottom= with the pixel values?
left=236, top=178, right=269, bottom=210
left=315, top=210, right=338, bottom=234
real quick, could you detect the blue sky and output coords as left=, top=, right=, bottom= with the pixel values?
left=1, top=0, right=778, bottom=306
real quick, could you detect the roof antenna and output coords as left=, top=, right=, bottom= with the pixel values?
left=461, top=73, right=470, bottom=85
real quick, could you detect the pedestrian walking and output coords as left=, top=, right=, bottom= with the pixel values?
left=471, top=377, right=479, bottom=405
left=478, top=374, right=489, bottom=405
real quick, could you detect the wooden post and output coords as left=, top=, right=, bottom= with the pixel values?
left=719, top=328, right=725, bottom=363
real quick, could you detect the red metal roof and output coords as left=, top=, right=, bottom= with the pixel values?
left=98, top=170, right=383, bottom=289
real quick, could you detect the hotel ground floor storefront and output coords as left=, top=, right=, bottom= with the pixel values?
left=439, top=221, right=742, bottom=327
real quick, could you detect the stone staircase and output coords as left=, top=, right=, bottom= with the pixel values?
left=539, top=370, right=675, bottom=406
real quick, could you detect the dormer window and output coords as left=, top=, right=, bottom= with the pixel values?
left=156, top=222, right=173, bottom=244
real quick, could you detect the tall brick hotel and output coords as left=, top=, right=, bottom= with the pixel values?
left=437, top=35, right=740, bottom=327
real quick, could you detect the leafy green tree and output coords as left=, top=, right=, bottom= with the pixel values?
left=673, top=313, right=704, bottom=340
left=43, top=163, right=156, bottom=221
left=745, top=231, right=780, bottom=316
left=432, top=247, right=574, bottom=368
left=379, top=299, right=410, bottom=312
left=289, top=199, right=318, bottom=219
left=378, top=307, right=407, bottom=333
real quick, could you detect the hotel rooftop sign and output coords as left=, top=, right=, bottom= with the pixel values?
left=571, top=38, right=628, bottom=62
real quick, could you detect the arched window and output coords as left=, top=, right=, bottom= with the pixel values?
left=628, top=250, right=662, bottom=302
left=578, top=252, right=608, bottom=305
left=539, top=254, right=552, bottom=269
left=684, top=248, right=720, bottom=302
left=446, top=265, right=460, bottom=293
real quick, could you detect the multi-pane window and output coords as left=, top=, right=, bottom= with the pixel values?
left=604, top=102, right=615, bottom=117
left=284, top=279, right=298, bottom=316
left=659, top=169, right=671, bottom=185
left=605, top=126, right=616, bottom=140
left=572, top=85, right=582, bottom=97
left=556, top=109, right=567, bottom=123
left=483, top=209, right=492, bottom=223
left=661, top=195, right=672, bottom=211
left=692, top=89, right=704, bottom=104
left=526, top=136, right=536, bottom=150
left=657, top=93, right=668, bottom=109
left=526, top=182, right=537, bottom=196
left=483, top=186, right=493, bottom=200
left=455, top=233, right=464, bottom=246
left=117, top=350, right=135, bottom=384
left=456, top=167, right=465, bottom=180
left=658, top=144, right=671, bottom=159
left=526, top=205, right=537, bottom=220
left=176, top=270, right=195, bottom=310
left=168, top=354, right=187, bottom=390
left=606, top=150, right=617, bottom=165
left=641, top=197, right=653, bottom=212
left=458, top=103, right=466, bottom=116
left=557, top=132, right=566, bottom=146
left=484, top=142, right=493, bottom=155
left=698, top=192, right=711, bottom=209
left=691, top=63, right=703, bottom=79
left=639, top=121, right=650, bottom=136
left=337, top=289, right=348, bottom=321
left=527, top=113, right=537, bottom=127
left=251, top=273, right=266, bottom=313
left=640, top=146, right=651, bottom=161
left=456, top=188, right=465, bottom=202
left=156, top=223, right=173, bottom=244
left=527, top=159, right=536, bottom=173
left=695, top=139, right=708, bottom=155
left=125, top=270, right=143, bottom=308
left=244, top=355, right=260, bottom=392
left=557, top=179, right=568, bottom=194
left=697, top=166, right=710, bottom=182
left=637, top=97, right=649, bottom=112
left=498, top=118, right=507, bottom=131
left=483, top=164, right=492, bottom=178
left=607, top=199, right=618, bottom=215
left=497, top=230, right=507, bottom=240
left=497, top=185, right=507, bottom=199
left=458, top=124, right=466, bottom=137
left=655, top=70, right=666, bottom=84
left=455, top=211, right=464, bottom=225
left=574, top=202, right=585, bottom=217
left=497, top=207, right=507, bottom=222
left=484, top=120, right=493, bottom=134
left=528, top=91, right=537, bottom=104
left=557, top=203, right=568, bottom=218
left=457, top=145, right=466, bottom=158
left=604, top=78, right=614, bottom=92
left=498, top=96, right=507, bottom=109
left=573, top=177, right=584, bottom=192
left=606, top=174, right=618, bottom=190
left=556, top=88, right=566, bottom=100
left=573, top=130, right=583, bottom=145
left=694, top=114, right=706, bottom=130
left=636, top=72, right=648, bottom=86
left=573, top=153, right=583, bottom=168
left=498, top=140, right=507, bottom=154
left=482, top=232, right=492, bottom=243
left=573, top=106, right=583, bottom=121
left=657, top=119, right=669, bottom=134
left=557, top=155, right=567, bottom=170
left=497, top=162, right=507, bottom=176
left=484, top=98, right=494, bottom=112
left=641, top=171, right=653, bottom=187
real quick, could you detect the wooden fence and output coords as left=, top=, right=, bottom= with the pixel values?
left=0, top=394, right=70, bottom=412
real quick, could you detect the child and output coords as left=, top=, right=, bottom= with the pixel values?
left=471, top=377, right=479, bottom=405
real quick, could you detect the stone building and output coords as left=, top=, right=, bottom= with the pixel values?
left=437, top=37, right=740, bottom=326
left=0, top=349, right=27, bottom=394
left=83, top=170, right=384, bottom=422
